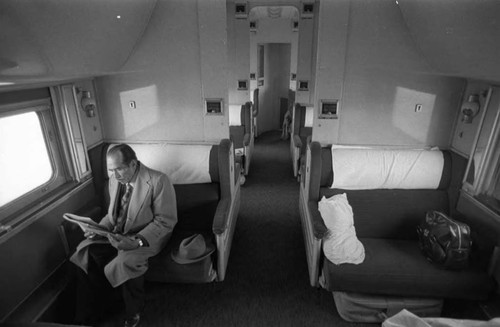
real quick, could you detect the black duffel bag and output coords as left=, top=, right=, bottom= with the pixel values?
left=417, top=211, right=472, bottom=270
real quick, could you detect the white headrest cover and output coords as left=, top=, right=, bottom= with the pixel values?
left=108, top=143, right=212, bottom=185
left=304, top=107, right=314, bottom=127
left=229, top=105, right=242, bottom=126
left=331, top=148, right=444, bottom=190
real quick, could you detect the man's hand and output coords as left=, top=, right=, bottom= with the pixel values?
left=84, top=231, right=96, bottom=239
left=107, top=234, right=139, bottom=251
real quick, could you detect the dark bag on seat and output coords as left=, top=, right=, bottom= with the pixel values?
left=417, top=211, right=472, bottom=270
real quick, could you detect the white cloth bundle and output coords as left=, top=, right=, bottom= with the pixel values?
left=319, top=193, right=365, bottom=265
left=383, top=309, right=500, bottom=327
left=331, top=149, right=444, bottom=190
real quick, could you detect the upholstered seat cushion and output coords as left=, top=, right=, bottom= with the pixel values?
left=174, top=183, right=220, bottom=231
left=318, top=188, right=450, bottom=240
left=322, top=238, right=495, bottom=300
left=230, top=126, right=245, bottom=149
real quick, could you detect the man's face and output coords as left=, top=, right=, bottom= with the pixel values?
left=107, top=152, right=137, bottom=184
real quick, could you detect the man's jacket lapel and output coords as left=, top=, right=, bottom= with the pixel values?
left=124, top=164, right=151, bottom=233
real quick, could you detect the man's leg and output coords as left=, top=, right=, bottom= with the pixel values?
left=74, top=243, right=116, bottom=323
left=122, top=274, right=145, bottom=317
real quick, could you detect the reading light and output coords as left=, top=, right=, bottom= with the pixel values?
left=461, top=94, right=480, bottom=124
left=80, top=90, right=96, bottom=118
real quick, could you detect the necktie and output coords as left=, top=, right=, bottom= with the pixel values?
left=114, top=183, right=133, bottom=233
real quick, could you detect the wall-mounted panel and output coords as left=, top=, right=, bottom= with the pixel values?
left=227, top=1, right=251, bottom=106
left=452, top=81, right=490, bottom=156
left=312, top=0, right=349, bottom=144
left=316, top=0, right=464, bottom=147
left=74, top=80, right=103, bottom=148
left=198, top=0, right=230, bottom=142
left=97, top=1, right=205, bottom=142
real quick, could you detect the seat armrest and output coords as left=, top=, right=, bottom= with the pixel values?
left=293, top=135, right=302, bottom=149
left=212, top=198, right=231, bottom=234
left=243, top=133, right=251, bottom=147
left=308, top=200, right=329, bottom=239
left=234, top=162, right=242, bottom=181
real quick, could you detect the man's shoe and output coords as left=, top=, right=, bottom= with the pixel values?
left=124, top=313, right=141, bottom=327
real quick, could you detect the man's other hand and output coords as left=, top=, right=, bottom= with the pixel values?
left=84, top=231, right=96, bottom=239
left=107, top=234, right=139, bottom=251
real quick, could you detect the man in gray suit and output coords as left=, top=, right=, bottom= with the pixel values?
left=71, top=144, right=177, bottom=327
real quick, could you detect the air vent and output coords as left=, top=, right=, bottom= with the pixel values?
left=238, top=80, right=248, bottom=90
left=298, top=80, right=309, bottom=91
left=301, top=2, right=314, bottom=19
left=205, top=98, right=224, bottom=115
left=235, top=2, right=248, bottom=19
left=250, top=21, right=257, bottom=32
left=319, top=99, right=339, bottom=119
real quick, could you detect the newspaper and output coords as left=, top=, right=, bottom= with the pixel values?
left=63, top=213, right=115, bottom=237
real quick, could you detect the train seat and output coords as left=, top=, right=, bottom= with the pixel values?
left=63, top=139, right=241, bottom=283
left=229, top=102, right=254, bottom=176
left=299, top=143, right=497, bottom=305
left=290, top=104, right=313, bottom=179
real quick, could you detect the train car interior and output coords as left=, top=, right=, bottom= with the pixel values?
left=1, top=0, right=500, bottom=326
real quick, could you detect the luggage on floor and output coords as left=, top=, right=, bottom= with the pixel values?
left=332, top=291, right=443, bottom=323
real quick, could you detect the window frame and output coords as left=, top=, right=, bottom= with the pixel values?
left=0, top=99, right=70, bottom=222
left=462, top=86, right=500, bottom=218
left=53, top=84, right=92, bottom=182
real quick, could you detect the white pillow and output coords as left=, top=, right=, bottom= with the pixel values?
left=304, top=106, right=314, bottom=127
left=229, top=105, right=242, bottom=126
left=319, top=193, right=365, bottom=265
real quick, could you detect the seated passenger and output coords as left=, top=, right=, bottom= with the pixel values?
left=70, top=144, right=177, bottom=327
left=281, top=105, right=293, bottom=140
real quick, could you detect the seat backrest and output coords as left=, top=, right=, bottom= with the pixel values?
left=308, top=142, right=467, bottom=240
left=252, top=88, right=259, bottom=118
left=102, top=140, right=233, bottom=228
left=293, top=104, right=313, bottom=151
left=229, top=103, right=252, bottom=149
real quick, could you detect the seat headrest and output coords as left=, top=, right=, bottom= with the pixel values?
left=107, top=143, right=216, bottom=184
left=325, top=148, right=451, bottom=190
left=229, top=105, right=242, bottom=126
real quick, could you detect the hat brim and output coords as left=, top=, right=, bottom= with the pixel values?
left=171, top=243, right=215, bottom=265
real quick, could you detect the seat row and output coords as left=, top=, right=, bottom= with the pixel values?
left=62, top=139, right=242, bottom=283
left=298, top=141, right=499, bottom=322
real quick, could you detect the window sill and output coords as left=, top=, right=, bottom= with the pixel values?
left=0, top=178, right=93, bottom=243
left=459, top=191, right=500, bottom=224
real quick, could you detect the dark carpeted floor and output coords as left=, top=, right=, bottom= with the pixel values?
left=123, top=130, right=373, bottom=327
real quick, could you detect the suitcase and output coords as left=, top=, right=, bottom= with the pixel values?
left=332, top=291, right=443, bottom=323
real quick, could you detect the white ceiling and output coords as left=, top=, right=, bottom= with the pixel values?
left=397, top=0, right=500, bottom=82
left=0, top=0, right=157, bottom=83
left=1, top=0, right=500, bottom=85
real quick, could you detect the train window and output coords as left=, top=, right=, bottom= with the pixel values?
left=463, top=86, right=500, bottom=217
left=0, top=112, right=53, bottom=206
left=0, top=98, right=68, bottom=221
left=476, top=130, right=500, bottom=215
